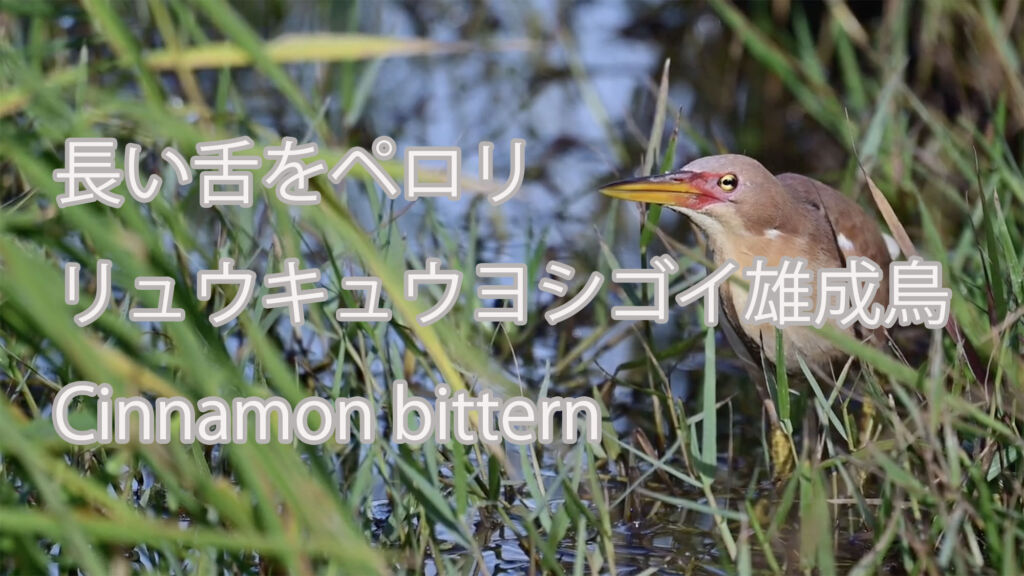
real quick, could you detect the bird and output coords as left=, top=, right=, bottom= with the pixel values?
left=600, top=154, right=894, bottom=379
left=600, top=154, right=899, bottom=479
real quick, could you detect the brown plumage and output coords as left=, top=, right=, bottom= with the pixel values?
left=601, top=154, right=894, bottom=375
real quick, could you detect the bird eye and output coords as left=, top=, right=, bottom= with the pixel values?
left=718, top=174, right=738, bottom=191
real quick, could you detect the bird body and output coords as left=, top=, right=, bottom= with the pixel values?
left=601, top=154, right=892, bottom=374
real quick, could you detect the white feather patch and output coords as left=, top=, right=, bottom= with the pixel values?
left=883, top=233, right=901, bottom=260
left=837, top=233, right=856, bottom=253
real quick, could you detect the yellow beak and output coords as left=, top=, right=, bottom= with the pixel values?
left=598, top=172, right=702, bottom=206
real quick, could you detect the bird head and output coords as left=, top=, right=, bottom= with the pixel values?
left=599, top=154, right=787, bottom=237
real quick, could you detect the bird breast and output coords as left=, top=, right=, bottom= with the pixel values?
left=717, top=230, right=850, bottom=372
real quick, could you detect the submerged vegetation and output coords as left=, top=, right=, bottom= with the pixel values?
left=1, top=1, right=1023, bottom=574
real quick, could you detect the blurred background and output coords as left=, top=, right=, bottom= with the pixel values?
left=1, top=1, right=1023, bottom=575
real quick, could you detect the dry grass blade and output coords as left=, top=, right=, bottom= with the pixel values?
left=143, top=33, right=499, bottom=70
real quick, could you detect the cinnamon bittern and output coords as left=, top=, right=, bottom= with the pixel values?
left=601, top=154, right=894, bottom=475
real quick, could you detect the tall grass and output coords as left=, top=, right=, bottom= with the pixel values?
left=0, top=1, right=1022, bottom=575
left=698, top=1, right=1024, bottom=574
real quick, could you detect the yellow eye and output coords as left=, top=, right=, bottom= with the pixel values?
left=718, top=174, right=738, bottom=191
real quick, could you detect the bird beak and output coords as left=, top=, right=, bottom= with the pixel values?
left=599, top=170, right=726, bottom=209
